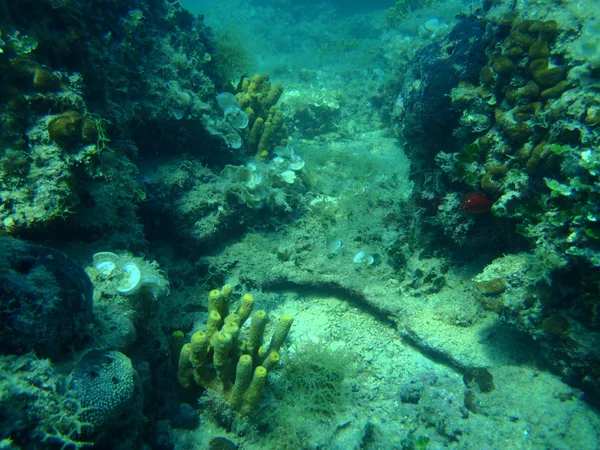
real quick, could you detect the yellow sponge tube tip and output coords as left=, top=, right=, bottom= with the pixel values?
left=241, top=366, right=268, bottom=415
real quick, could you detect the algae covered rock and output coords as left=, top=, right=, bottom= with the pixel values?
left=395, top=15, right=490, bottom=156
left=47, top=110, right=98, bottom=149
left=0, top=237, right=93, bottom=359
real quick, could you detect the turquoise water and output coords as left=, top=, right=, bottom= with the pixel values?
left=1, top=0, right=599, bottom=449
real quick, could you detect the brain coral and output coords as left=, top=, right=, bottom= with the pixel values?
left=67, top=350, right=141, bottom=435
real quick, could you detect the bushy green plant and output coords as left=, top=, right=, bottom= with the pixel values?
left=281, top=340, right=353, bottom=416
left=401, top=433, right=430, bottom=450
left=212, top=29, right=253, bottom=85
left=258, top=340, right=356, bottom=449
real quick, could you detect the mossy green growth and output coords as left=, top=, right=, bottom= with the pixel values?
left=386, top=0, right=438, bottom=29
left=280, top=340, right=354, bottom=416
left=454, top=142, right=485, bottom=186
left=211, top=29, right=252, bottom=86
left=1, top=148, right=30, bottom=182
left=259, top=340, right=356, bottom=449
left=458, top=142, right=483, bottom=165
left=401, top=433, right=430, bottom=450
left=545, top=143, right=571, bottom=156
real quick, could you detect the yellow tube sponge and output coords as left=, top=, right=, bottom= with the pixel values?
left=236, top=293, right=254, bottom=327
left=221, top=284, right=233, bottom=302
left=224, top=313, right=240, bottom=324
left=208, top=285, right=231, bottom=318
left=268, top=314, right=293, bottom=354
left=256, top=107, right=284, bottom=159
left=205, top=310, right=222, bottom=342
left=246, top=310, right=268, bottom=357
left=222, top=321, right=240, bottom=344
left=176, top=287, right=296, bottom=417
left=219, top=284, right=232, bottom=318
left=212, top=331, right=233, bottom=384
left=235, top=73, right=286, bottom=157
left=190, top=331, right=209, bottom=367
left=258, top=345, right=267, bottom=361
left=265, top=83, right=283, bottom=110
left=248, top=117, right=264, bottom=155
left=170, top=330, right=185, bottom=367
left=177, top=343, right=194, bottom=389
left=262, top=350, right=280, bottom=371
left=208, top=289, right=221, bottom=314
left=230, top=354, right=253, bottom=410
left=247, top=73, right=265, bottom=95
left=240, top=366, right=268, bottom=415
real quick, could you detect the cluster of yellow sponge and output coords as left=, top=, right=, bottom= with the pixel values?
left=177, top=285, right=293, bottom=415
left=235, top=74, right=286, bottom=159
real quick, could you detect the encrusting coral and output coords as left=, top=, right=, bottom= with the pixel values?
left=177, top=285, right=293, bottom=415
left=47, top=110, right=98, bottom=149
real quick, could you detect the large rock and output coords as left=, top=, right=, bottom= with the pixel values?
left=0, top=237, right=93, bottom=359
left=396, top=15, right=490, bottom=156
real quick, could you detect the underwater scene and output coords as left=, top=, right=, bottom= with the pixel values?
left=1, top=0, right=600, bottom=448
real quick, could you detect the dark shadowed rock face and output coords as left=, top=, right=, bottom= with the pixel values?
left=0, top=237, right=93, bottom=359
left=397, top=16, right=491, bottom=156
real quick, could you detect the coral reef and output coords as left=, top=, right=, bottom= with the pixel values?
left=0, top=36, right=143, bottom=243
left=0, top=0, right=223, bottom=245
left=0, top=236, right=172, bottom=447
left=397, top=8, right=600, bottom=403
left=0, top=354, right=92, bottom=449
left=281, top=87, right=342, bottom=138
left=3, top=0, right=600, bottom=448
left=437, top=14, right=600, bottom=268
left=574, top=18, right=600, bottom=69
left=139, top=148, right=305, bottom=253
